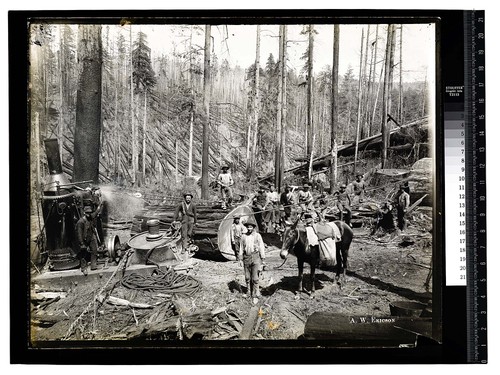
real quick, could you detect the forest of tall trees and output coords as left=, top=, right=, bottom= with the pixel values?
left=29, top=23, right=431, bottom=201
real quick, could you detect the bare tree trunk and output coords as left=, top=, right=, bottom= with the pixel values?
left=372, top=58, right=385, bottom=134
left=308, top=134, right=316, bottom=181
left=114, top=63, right=119, bottom=178
left=368, top=24, right=379, bottom=135
left=175, top=139, right=179, bottom=183
left=250, top=25, right=261, bottom=178
left=306, top=25, right=314, bottom=156
left=353, top=28, right=364, bottom=175
left=279, top=25, right=287, bottom=191
left=73, top=25, right=102, bottom=184
left=130, top=26, right=137, bottom=184
left=399, top=25, right=404, bottom=123
left=188, top=109, right=194, bottom=176
left=330, top=24, right=340, bottom=191
left=201, top=25, right=211, bottom=199
left=381, top=25, right=394, bottom=169
left=360, top=25, right=370, bottom=140
left=188, top=27, right=194, bottom=177
left=34, top=112, right=41, bottom=190
left=142, top=91, right=147, bottom=179
left=58, top=41, right=64, bottom=161
left=275, top=25, right=283, bottom=188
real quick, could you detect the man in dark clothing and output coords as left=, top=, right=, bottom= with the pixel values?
left=252, top=188, right=268, bottom=232
left=352, top=174, right=366, bottom=204
left=395, top=184, right=410, bottom=231
left=371, top=201, right=396, bottom=235
left=280, top=185, right=293, bottom=221
left=173, top=192, right=198, bottom=251
left=76, top=205, right=100, bottom=275
left=333, top=184, right=352, bottom=226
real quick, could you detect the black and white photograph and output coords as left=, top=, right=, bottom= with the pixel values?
left=25, top=15, right=438, bottom=351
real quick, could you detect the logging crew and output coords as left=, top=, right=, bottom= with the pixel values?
left=238, top=219, right=266, bottom=301
left=395, top=184, right=410, bottom=231
left=352, top=174, right=366, bottom=204
left=217, top=166, right=234, bottom=209
left=173, top=192, right=198, bottom=252
left=76, top=204, right=101, bottom=275
left=333, top=184, right=352, bottom=226
left=231, top=215, right=247, bottom=261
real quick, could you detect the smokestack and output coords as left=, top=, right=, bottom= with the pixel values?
left=44, top=139, right=63, bottom=175
left=42, top=138, right=71, bottom=193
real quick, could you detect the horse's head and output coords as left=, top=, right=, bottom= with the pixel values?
left=280, top=218, right=300, bottom=259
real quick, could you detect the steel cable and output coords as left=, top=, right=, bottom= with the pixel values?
left=121, top=268, right=201, bottom=296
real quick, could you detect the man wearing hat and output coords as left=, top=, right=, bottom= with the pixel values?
left=252, top=188, right=268, bottom=232
left=395, top=184, right=410, bottom=231
left=352, top=174, right=366, bottom=204
left=173, top=192, right=198, bottom=252
left=298, top=183, right=314, bottom=213
left=238, top=218, right=266, bottom=301
left=217, top=166, right=234, bottom=209
left=333, top=184, right=352, bottom=226
left=231, top=215, right=247, bottom=261
left=76, top=205, right=100, bottom=274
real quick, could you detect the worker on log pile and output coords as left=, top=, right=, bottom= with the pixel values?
left=333, top=184, right=352, bottom=227
left=352, top=174, right=366, bottom=205
left=76, top=204, right=102, bottom=275
left=217, top=166, right=234, bottom=209
left=264, top=185, right=280, bottom=233
left=238, top=218, right=266, bottom=303
left=395, top=184, right=410, bottom=231
left=231, top=215, right=247, bottom=261
left=173, top=192, right=198, bottom=252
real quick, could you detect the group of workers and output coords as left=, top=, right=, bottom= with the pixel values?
left=152, top=166, right=411, bottom=303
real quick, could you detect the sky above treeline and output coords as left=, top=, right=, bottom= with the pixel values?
left=39, top=22, right=434, bottom=84
left=131, top=23, right=435, bottom=83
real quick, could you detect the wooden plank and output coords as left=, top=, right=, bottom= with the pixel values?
left=239, top=305, right=260, bottom=340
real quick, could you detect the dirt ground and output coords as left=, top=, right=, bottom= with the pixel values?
left=30, top=209, right=433, bottom=343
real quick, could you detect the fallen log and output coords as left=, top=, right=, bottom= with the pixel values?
left=239, top=306, right=260, bottom=340
left=407, top=194, right=429, bottom=214
left=106, top=296, right=154, bottom=309
left=303, top=312, right=429, bottom=346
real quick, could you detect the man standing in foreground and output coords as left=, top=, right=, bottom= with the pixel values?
left=395, top=184, right=410, bottom=231
left=231, top=215, right=247, bottom=261
left=238, top=219, right=266, bottom=303
left=76, top=204, right=101, bottom=275
left=173, top=192, right=198, bottom=252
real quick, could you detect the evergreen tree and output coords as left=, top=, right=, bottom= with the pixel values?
left=132, top=31, right=157, bottom=94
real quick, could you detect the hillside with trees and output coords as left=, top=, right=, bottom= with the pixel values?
left=29, top=23, right=431, bottom=204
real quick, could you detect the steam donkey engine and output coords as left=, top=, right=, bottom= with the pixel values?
left=38, top=139, right=122, bottom=271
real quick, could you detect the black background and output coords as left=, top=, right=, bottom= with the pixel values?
left=9, top=9, right=475, bottom=364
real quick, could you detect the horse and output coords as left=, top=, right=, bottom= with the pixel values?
left=279, top=219, right=354, bottom=296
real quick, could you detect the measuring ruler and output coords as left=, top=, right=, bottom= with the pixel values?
left=464, top=10, right=487, bottom=363
left=444, top=10, right=486, bottom=363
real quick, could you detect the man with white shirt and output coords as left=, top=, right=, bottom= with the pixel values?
left=238, top=219, right=266, bottom=301
left=217, top=166, right=234, bottom=209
